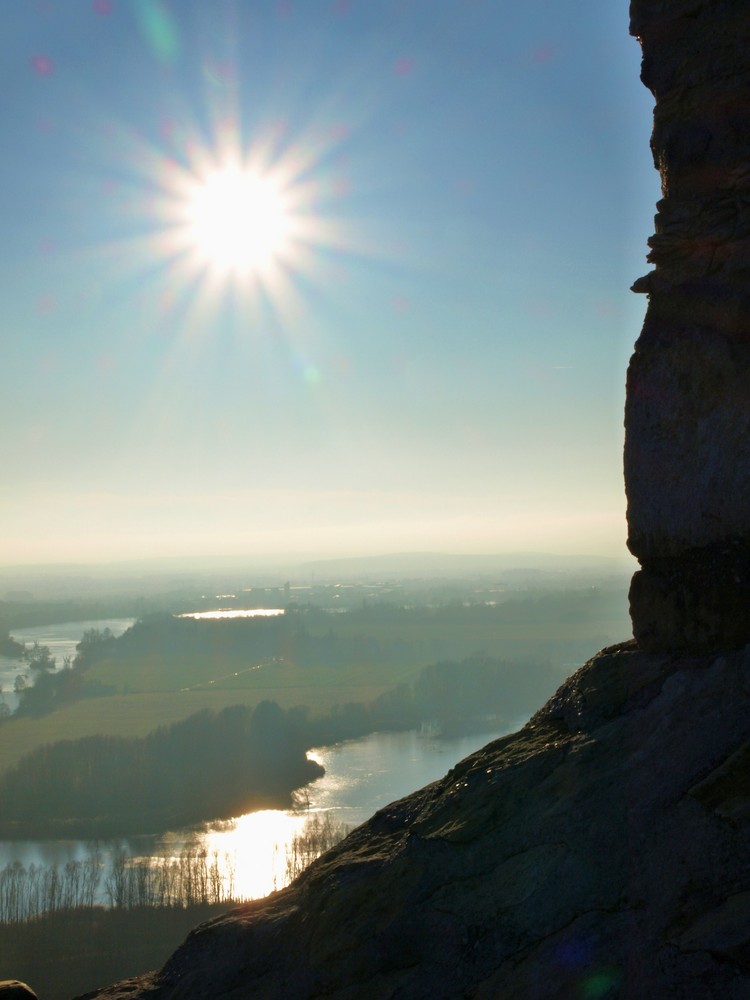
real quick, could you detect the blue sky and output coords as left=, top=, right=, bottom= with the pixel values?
left=1, top=0, right=658, bottom=567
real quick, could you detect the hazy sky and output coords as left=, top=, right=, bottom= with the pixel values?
left=1, top=0, right=658, bottom=567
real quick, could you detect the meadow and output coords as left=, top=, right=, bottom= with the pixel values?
left=0, top=585, right=631, bottom=778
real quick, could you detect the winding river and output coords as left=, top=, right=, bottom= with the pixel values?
left=0, top=728, right=510, bottom=902
left=0, top=618, right=515, bottom=903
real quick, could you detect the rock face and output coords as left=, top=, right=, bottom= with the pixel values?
left=625, top=0, right=750, bottom=651
left=80, top=642, right=750, bottom=999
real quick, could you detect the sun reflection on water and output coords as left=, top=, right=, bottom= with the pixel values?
left=200, top=810, right=308, bottom=899
left=177, top=608, right=285, bottom=620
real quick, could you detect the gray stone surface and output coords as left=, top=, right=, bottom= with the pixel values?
left=625, top=0, right=750, bottom=649
left=79, top=642, right=750, bottom=999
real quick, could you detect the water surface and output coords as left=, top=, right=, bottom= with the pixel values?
left=0, top=726, right=513, bottom=901
left=0, top=618, right=135, bottom=713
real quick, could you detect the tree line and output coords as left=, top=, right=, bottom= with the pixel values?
left=101, top=611, right=421, bottom=672
left=0, top=628, right=24, bottom=658
left=0, top=847, right=231, bottom=923
left=0, top=813, right=350, bottom=925
left=0, top=811, right=350, bottom=1000
left=0, top=652, right=559, bottom=838
left=0, top=701, right=323, bottom=837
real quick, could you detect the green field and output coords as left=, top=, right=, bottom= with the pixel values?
left=0, top=589, right=631, bottom=777
left=0, top=675, right=409, bottom=776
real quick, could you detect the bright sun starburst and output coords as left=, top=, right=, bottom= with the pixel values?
left=122, top=118, right=358, bottom=328
left=185, top=166, right=291, bottom=273
left=150, top=137, right=322, bottom=309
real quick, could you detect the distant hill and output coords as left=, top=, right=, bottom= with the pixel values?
left=300, top=551, right=633, bottom=582
left=0, top=551, right=635, bottom=602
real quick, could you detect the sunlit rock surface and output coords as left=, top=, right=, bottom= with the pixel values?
left=79, top=642, right=750, bottom=999
left=625, top=0, right=750, bottom=650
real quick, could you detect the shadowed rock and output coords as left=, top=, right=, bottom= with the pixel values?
left=625, top=0, right=750, bottom=650
left=0, top=983, right=37, bottom=1000
left=78, top=643, right=750, bottom=999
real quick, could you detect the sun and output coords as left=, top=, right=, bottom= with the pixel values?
left=184, top=166, right=291, bottom=274
left=140, top=126, right=348, bottom=314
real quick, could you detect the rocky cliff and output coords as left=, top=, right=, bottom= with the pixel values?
left=81, top=641, right=750, bottom=999
left=626, top=0, right=750, bottom=651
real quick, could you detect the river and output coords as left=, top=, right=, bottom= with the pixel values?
left=0, top=616, right=517, bottom=905
left=0, top=618, right=136, bottom=713
left=0, top=727, right=513, bottom=902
